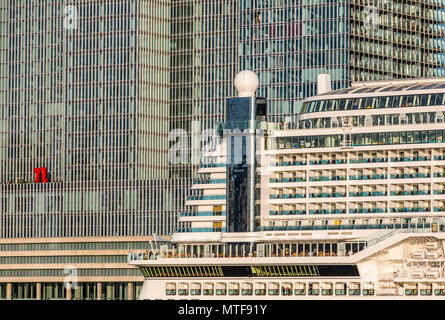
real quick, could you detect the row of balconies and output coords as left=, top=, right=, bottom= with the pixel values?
left=350, top=174, right=387, bottom=180
left=270, top=177, right=306, bottom=183
left=200, top=163, right=226, bottom=168
left=310, top=192, right=347, bottom=198
left=271, top=160, right=307, bottom=166
left=187, top=195, right=226, bottom=201
left=270, top=172, right=445, bottom=182
left=271, top=157, right=443, bottom=167
left=390, top=173, right=430, bottom=179
left=271, top=169, right=444, bottom=181
left=349, top=208, right=386, bottom=214
left=257, top=223, right=433, bottom=232
left=271, top=200, right=444, bottom=212
left=391, top=156, right=431, bottom=162
left=271, top=208, right=445, bottom=215
left=273, top=183, right=435, bottom=190
left=268, top=190, right=445, bottom=199
left=270, top=168, right=438, bottom=179
left=308, top=209, right=347, bottom=215
left=176, top=227, right=226, bottom=233
left=271, top=150, right=444, bottom=167
left=270, top=194, right=306, bottom=199
left=390, top=208, right=430, bottom=213
left=193, top=179, right=226, bottom=184
left=269, top=210, right=306, bottom=215
left=350, top=157, right=388, bottom=164
left=390, top=190, right=430, bottom=196
left=309, top=176, right=346, bottom=182
left=180, top=211, right=226, bottom=217
left=309, top=159, right=347, bottom=165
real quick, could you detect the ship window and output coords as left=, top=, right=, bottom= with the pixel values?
left=401, top=95, right=409, bottom=107
left=203, top=283, right=214, bottom=295
left=294, top=282, right=306, bottom=296
left=268, top=282, right=279, bottom=296
left=384, top=96, right=393, bottom=108
left=190, top=282, right=201, bottom=295
left=166, top=283, right=176, bottom=296
left=335, top=99, right=344, bottom=110
left=431, top=93, right=440, bottom=105
left=282, top=283, right=292, bottom=296
left=178, top=283, right=189, bottom=296
left=412, top=95, right=420, bottom=107
left=405, top=95, right=414, bottom=107
left=378, top=97, right=388, bottom=108
left=216, top=283, right=226, bottom=295
left=364, top=97, right=373, bottom=109
left=229, top=282, right=240, bottom=295
left=308, top=101, right=317, bottom=113
left=255, top=282, right=266, bottom=295
left=241, top=282, right=253, bottom=296
left=350, top=98, right=361, bottom=110
left=321, top=282, right=333, bottom=295
left=308, top=282, right=320, bottom=295
left=213, top=205, right=222, bottom=215
left=420, top=94, right=430, bottom=106
left=324, top=100, right=332, bottom=111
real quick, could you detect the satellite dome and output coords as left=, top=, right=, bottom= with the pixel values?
left=234, top=70, right=259, bottom=97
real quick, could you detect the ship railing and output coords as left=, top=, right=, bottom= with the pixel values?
left=128, top=247, right=346, bottom=261
left=127, top=224, right=445, bottom=262
left=362, top=224, right=441, bottom=250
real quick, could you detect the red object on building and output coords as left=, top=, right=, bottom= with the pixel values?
left=34, top=167, right=49, bottom=183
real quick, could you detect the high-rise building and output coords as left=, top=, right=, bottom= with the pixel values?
left=0, top=0, right=443, bottom=300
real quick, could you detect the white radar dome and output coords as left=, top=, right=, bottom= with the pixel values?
left=234, top=70, right=259, bottom=97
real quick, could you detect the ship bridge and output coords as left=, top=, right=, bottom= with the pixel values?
left=298, top=77, right=445, bottom=130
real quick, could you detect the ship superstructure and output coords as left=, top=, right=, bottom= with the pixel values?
left=129, top=72, right=445, bottom=299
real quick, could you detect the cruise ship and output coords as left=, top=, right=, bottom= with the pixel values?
left=128, top=71, right=445, bottom=299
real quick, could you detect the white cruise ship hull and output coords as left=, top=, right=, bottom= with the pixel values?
left=131, top=231, right=445, bottom=299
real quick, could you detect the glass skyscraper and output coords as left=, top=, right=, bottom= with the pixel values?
left=0, top=0, right=444, bottom=237
left=0, top=1, right=180, bottom=238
